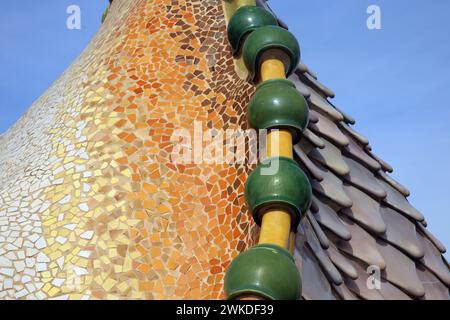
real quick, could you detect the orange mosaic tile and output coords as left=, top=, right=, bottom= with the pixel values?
left=0, top=0, right=258, bottom=300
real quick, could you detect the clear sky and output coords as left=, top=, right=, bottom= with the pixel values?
left=0, top=1, right=448, bottom=258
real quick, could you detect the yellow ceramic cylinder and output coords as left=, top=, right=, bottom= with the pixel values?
left=258, top=210, right=292, bottom=248
left=267, top=130, right=293, bottom=159
left=260, top=58, right=286, bottom=82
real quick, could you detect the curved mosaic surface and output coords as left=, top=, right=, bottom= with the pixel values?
left=0, top=0, right=258, bottom=299
left=0, top=0, right=449, bottom=300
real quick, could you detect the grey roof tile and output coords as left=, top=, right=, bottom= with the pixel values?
left=378, top=281, right=413, bottom=300
left=339, top=122, right=369, bottom=145
left=289, top=73, right=312, bottom=98
left=303, top=73, right=336, bottom=98
left=342, top=185, right=386, bottom=235
left=336, top=215, right=386, bottom=269
left=376, top=240, right=425, bottom=298
left=379, top=206, right=424, bottom=259
left=294, top=145, right=324, bottom=181
left=308, top=91, right=344, bottom=123
left=306, top=211, right=330, bottom=249
left=343, top=137, right=382, bottom=171
left=417, top=223, right=447, bottom=254
left=309, top=112, right=349, bottom=147
left=416, top=264, right=450, bottom=300
left=310, top=197, right=320, bottom=212
left=327, top=244, right=358, bottom=280
left=365, top=147, right=394, bottom=173
left=297, top=246, right=336, bottom=300
left=276, top=17, right=289, bottom=30
left=311, top=165, right=353, bottom=208
left=303, top=219, right=343, bottom=285
left=303, top=128, right=325, bottom=149
left=333, top=283, right=358, bottom=300
left=343, top=157, right=387, bottom=199
left=378, top=179, right=425, bottom=221
left=332, top=104, right=356, bottom=125
left=377, top=169, right=410, bottom=197
left=308, top=110, right=319, bottom=123
left=418, top=235, right=450, bottom=286
left=296, top=62, right=318, bottom=80
left=308, top=138, right=350, bottom=176
left=311, top=196, right=352, bottom=241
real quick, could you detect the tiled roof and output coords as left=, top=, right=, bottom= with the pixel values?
left=260, top=0, right=450, bottom=299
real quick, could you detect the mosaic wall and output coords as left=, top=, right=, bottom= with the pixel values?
left=1, top=0, right=449, bottom=300
left=0, top=0, right=257, bottom=299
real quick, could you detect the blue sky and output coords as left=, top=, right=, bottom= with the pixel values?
left=0, top=1, right=448, bottom=258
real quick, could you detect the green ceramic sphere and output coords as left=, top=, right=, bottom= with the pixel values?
left=243, top=25, right=300, bottom=82
left=247, top=79, right=309, bottom=143
left=245, top=157, right=312, bottom=229
left=224, top=244, right=301, bottom=300
left=227, top=6, right=278, bottom=55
